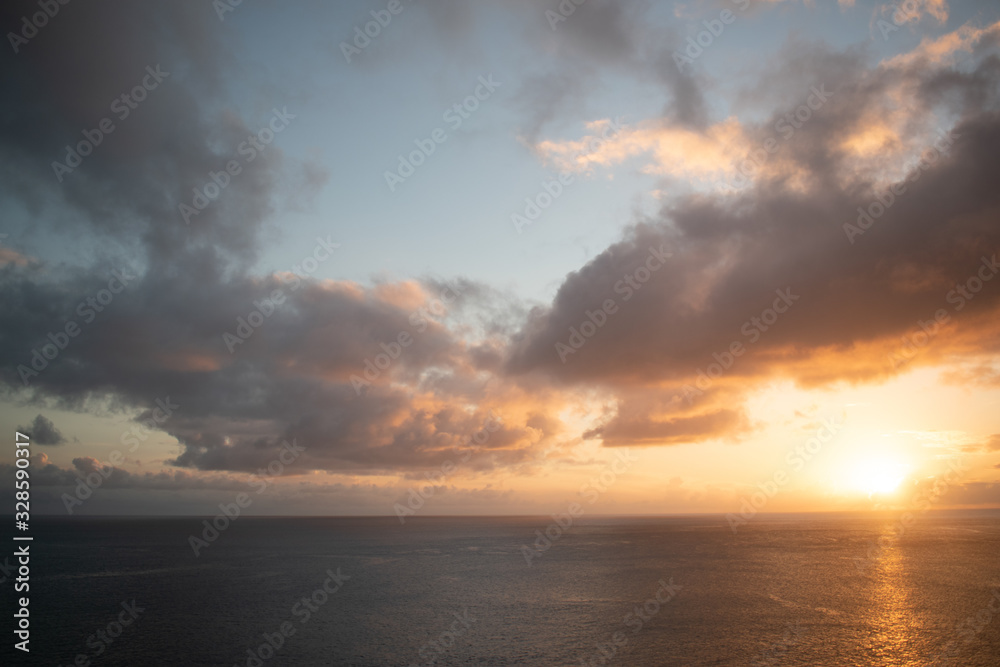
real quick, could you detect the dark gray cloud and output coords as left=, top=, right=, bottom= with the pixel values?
left=17, top=414, right=66, bottom=445
left=0, top=259, right=556, bottom=473
left=509, top=0, right=708, bottom=143
left=496, top=39, right=1000, bottom=444
left=507, top=49, right=1000, bottom=390
left=0, top=0, right=314, bottom=273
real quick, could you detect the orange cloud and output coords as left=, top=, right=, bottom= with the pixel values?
left=883, top=18, right=1000, bottom=69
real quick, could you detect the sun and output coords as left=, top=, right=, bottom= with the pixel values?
left=847, top=457, right=909, bottom=496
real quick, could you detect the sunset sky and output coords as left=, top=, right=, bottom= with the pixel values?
left=2, top=0, right=999, bottom=516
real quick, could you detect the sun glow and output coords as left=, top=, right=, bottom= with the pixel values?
left=847, top=457, right=909, bottom=496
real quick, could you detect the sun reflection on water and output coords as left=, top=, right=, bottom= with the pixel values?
left=864, top=525, right=922, bottom=666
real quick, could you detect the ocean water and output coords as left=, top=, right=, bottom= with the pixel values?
left=4, top=513, right=1000, bottom=666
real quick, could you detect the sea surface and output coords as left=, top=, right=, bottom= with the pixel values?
left=3, top=513, right=1000, bottom=666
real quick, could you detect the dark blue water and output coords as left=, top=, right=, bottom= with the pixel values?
left=2, top=513, right=999, bottom=666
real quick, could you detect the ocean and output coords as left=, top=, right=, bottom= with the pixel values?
left=5, top=513, right=1000, bottom=666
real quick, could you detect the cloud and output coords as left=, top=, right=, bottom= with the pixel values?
left=536, top=116, right=746, bottom=183
left=940, top=362, right=1000, bottom=387
left=17, top=414, right=66, bottom=446
left=509, top=0, right=708, bottom=144
left=937, top=481, right=1000, bottom=507
left=878, top=0, right=949, bottom=28
left=0, top=245, right=30, bottom=267
left=0, top=266, right=569, bottom=473
left=2, top=1, right=1000, bottom=476
left=0, top=0, right=322, bottom=274
left=500, top=22, right=1000, bottom=443
left=586, top=407, right=751, bottom=447
left=882, top=18, right=1000, bottom=69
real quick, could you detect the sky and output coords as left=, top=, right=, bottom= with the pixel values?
left=1, top=0, right=999, bottom=517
